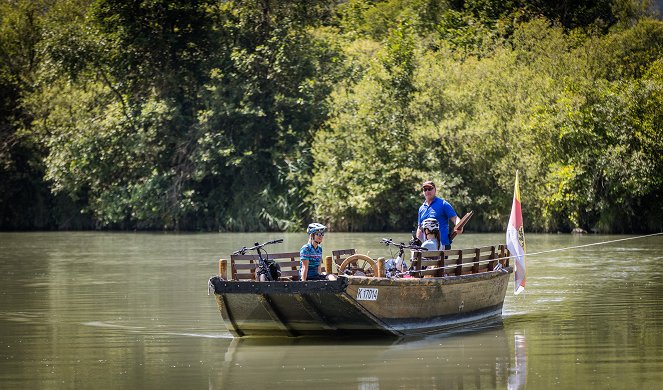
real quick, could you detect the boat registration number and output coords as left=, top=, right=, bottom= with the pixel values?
left=356, top=288, right=379, bottom=301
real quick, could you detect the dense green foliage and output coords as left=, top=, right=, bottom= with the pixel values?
left=1, top=0, right=662, bottom=232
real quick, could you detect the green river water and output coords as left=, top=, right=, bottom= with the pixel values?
left=1, top=232, right=662, bottom=389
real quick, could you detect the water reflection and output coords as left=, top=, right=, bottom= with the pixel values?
left=508, top=332, right=527, bottom=390
left=213, top=324, right=528, bottom=390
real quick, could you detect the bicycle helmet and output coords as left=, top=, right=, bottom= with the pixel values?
left=307, top=222, right=327, bottom=235
left=421, top=218, right=439, bottom=232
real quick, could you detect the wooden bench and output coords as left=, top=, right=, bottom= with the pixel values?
left=229, top=251, right=301, bottom=281
left=411, top=245, right=509, bottom=277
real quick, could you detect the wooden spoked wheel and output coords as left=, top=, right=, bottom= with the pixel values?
left=339, top=254, right=378, bottom=277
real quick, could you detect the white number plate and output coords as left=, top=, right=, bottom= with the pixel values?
left=356, top=288, right=379, bottom=301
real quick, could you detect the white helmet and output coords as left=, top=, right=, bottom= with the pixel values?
left=307, top=222, right=327, bottom=235
left=421, top=218, right=439, bottom=232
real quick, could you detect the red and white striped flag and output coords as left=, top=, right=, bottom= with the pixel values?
left=506, top=171, right=527, bottom=295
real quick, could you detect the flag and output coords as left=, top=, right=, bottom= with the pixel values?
left=506, top=171, right=526, bottom=295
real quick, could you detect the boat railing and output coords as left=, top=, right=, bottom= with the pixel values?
left=217, top=245, right=511, bottom=281
left=411, top=245, right=510, bottom=277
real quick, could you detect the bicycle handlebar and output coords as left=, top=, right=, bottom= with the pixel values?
left=265, top=239, right=284, bottom=245
left=380, top=238, right=428, bottom=252
left=232, top=239, right=284, bottom=255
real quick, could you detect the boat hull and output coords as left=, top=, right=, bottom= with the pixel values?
left=210, top=267, right=512, bottom=337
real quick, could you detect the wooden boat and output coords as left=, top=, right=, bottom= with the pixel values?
left=208, top=245, right=513, bottom=337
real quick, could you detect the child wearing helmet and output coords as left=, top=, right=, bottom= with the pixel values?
left=421, top=218, right=442, bottom=251
left=300, top=223, right=337, bottom=281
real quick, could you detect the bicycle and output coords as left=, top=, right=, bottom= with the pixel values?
left=232, top=239, right=284, bottom=281
left=379, top=237, right=428, bottom=278
left=336, top=234, right=428, bottom=278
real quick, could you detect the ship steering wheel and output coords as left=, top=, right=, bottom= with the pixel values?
left=338, top=254, right=378, bottom=277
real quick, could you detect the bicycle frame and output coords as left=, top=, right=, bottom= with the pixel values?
left=380, top=238, right=427, bottom=277
left=232, top=239, right=284, bottom=281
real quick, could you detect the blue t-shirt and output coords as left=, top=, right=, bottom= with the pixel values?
left=300, top=242, right=323, bottom=279
left=418, top=197, right=457, bottom=245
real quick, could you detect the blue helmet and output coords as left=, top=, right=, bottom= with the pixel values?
left=307, top=222, right=327, bottom=235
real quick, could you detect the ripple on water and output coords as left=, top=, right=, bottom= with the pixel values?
left=82, top=321, right=233, bottom=339
left=82, top=321, right=145, bottom=330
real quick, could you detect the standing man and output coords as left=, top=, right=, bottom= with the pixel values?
left=416, top=181, right=463, bottom=249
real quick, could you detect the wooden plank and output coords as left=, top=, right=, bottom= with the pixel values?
left=443, top=257, right=456, bottom=275
left=257, top=294, right=296, bottom=337
left=332, top=248, right=356, bottom=266
left=488, top=246, right=496, bottom=271
left=332, top=249, right=356, bottom=257
left=440, top=251, right=462, bottom=270
left=278, top=261, right=300, bottom=268
left=473, top=248, right=480, bottom=273
left=449, top=210, right=474, bottom=240
left=416, top=268, right=439, bottom=277
left=219, top=258, right=228, bottom=280
left=435, top=257, right=444, bottom=277
left=234, top=263, right=258, bottom=270
left=460, top=248, right=478, bottom=260
left=455, top=251, right=463, bottom=276
left=235, top=263, right=301, bottom=280
left=231, top=251, right=302, bottom=281
left=421, top=259, right=442, bottom=267
left=421, top=249, right=443, bottom=258
left=421, top=248, right=449, bottom=277
left=501, top=245, right=510, bottom=267
left=280, top=270, right=300, bottom=278
left=231, top=262, right=238, bottom=280
left=339, top=292, right=402, bottom=336
left=413, top=251, right=422, bottom=275
left=235, top=259, right=299, bottom=267
left=293, top=294, right=337, bottom=330
left=441, top=249, right=463, bottom=257
left=218, top=294, right=243, bottom=337
left=325, top=256, right=333, bottom=274
left=377, top=257, right=385, bottom=278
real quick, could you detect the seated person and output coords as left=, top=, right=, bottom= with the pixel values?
left=300, top=223, right=337, bottom=281
left=421, top=218, right=442, bottom=251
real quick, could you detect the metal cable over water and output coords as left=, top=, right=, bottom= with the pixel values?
left=411, top=232, right=663, bottom=273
